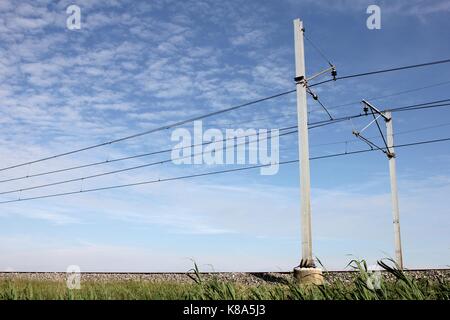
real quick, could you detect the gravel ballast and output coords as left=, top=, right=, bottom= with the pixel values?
left=0, top=270, right=448, bottom=286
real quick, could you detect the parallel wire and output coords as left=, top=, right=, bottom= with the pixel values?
left=2, top=137, right=449, bottom=204
left=318, top=80, right=450, bottom=112
left=2, top=99, right=449, bottom=184
left=0, top=90, right=296, bottom=173
left=311, top=121, right=450, bottom=148
left=0, top=114, right=368, bottom=184
left=309, top=58, right=450, bottom=88
left=0, top=130, right=299, bottom=195
left=310, top=137, right=450, bottom=160
left=0, top=126, right=298, bottom=184
left=390, top=102, right=450, bottom=112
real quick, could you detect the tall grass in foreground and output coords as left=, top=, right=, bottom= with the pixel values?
left=0, top=260, right=448, bottom=300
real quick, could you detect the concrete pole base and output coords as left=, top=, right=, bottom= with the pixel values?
left=293, top=267, right=324, bottom=285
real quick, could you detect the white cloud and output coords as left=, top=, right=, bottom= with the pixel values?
left=288, top=0, right=450, bottom=18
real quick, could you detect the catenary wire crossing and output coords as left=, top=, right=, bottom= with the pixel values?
left=1, top=136, right=449, bottom=204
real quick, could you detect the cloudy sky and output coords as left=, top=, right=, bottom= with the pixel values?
left=0, top=0, right=449, bottom=272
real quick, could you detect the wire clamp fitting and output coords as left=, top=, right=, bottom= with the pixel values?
left=294, top=75, right=307, bottom=87
left=306, top=87, right=318, bottom=100
left=331, top=65, right=337, bottom=81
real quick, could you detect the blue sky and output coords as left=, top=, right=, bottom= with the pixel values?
left=0, top=0, right=449, bottom=271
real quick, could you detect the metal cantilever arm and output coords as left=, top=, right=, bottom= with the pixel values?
left=352, top=130, right=389, bottom=155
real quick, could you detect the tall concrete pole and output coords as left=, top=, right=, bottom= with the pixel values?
left=293, top=19, right=313, bottom=267
left=385, top=111, right=404, bottom=270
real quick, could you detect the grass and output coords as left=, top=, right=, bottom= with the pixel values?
left=0, top=260, right=448, bottom=300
